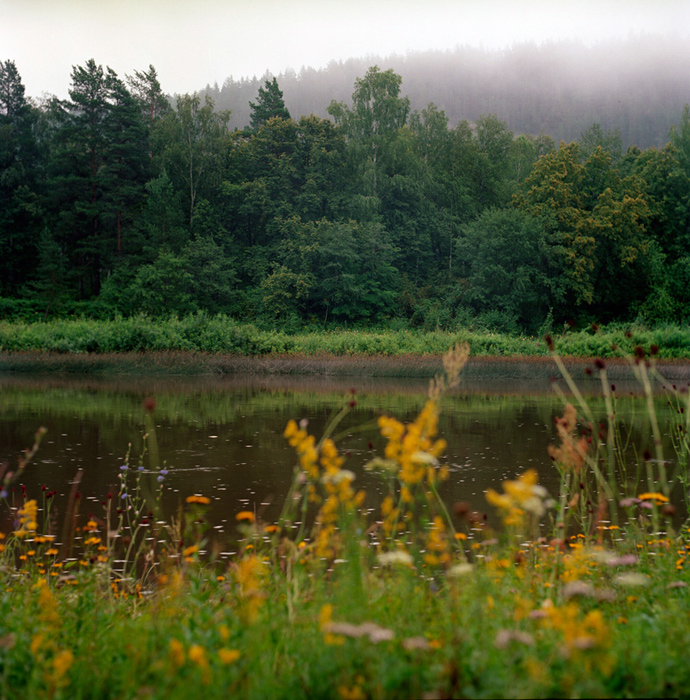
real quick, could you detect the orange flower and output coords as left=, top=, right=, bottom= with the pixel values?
left=186, top=495, right=210, bottom=505
left=235, top=511, right=255, bottom=523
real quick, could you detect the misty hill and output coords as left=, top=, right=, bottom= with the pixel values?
left=200, top=35, right=690, bottom=148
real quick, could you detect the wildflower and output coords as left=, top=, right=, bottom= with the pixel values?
left=218, top=648, right=241, bottom=664
left=379, top=401, right=446, bottom=487
left=338, top=684, right=367, bottom=700
left=324, top=621, right=394, bottom=643
left=495, top=630, right=535, bottom=648
left=14, top=500, right=38, bottom=537
left=183, top=545, right=199, bottom=557
left=447, top=563, right=474, bottom=577
left=376, top=550, right=413, bottom=566
left=637, top=492, right=669, bottom=503
left=548, top=404, right=588, bottom=473
left=402, top=636, right=432, bottom=651
left=234, top=555, right=266, bottom=623
left=186, top=495, right=210, bottom=505
left=486, top=470, right=548, bottom=527
left=169, top=638, right=185, bottom=667
left=264, top=524, right=280, bottom=534
left=614, top=572, right=650, bottom=587
left=235, top=511, right=255, bottom=523
left=52, top=649, right=74, bottom=682
left=188, top=644, right=206, bottom=666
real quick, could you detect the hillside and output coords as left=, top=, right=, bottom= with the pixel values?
left=201, top=35, right=690, bottom=148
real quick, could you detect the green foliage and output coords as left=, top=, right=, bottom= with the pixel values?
left=515, top=142, right=658, bottom=320
left=1, top=61, right=690, bottom=333
left=455, top=208, right=560, bottom=332
left=248, top=76, right=290, bottom=130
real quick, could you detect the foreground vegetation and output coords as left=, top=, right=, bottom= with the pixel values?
left=0, top=345, right=688, bottom=698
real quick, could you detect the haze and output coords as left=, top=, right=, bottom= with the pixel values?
left=2, top=0, right=689, bottom=100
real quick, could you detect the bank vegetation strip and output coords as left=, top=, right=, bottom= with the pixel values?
left=1, top=317, right=690, bottom=377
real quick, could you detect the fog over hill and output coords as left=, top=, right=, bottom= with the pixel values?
left=199, top=35, right=690, bottom=148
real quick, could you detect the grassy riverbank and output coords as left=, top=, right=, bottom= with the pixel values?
left=0, top=347, right=689, bottom=698
left=1, top=315, right=690, bottom=376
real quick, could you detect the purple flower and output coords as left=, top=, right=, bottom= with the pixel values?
left=157, top=475, right=165, bottom=483
left=138, top=466, right=145, bottom=472
left=121, top=493, right=128, bottom=500
left=120, top=465, right=128, bottom=471
left=0, top=490, right=7, bottom=499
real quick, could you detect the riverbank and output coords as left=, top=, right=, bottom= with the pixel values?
left=1, top=316, right=690, bottom=362
left=2, top=349, right=690, bottom=381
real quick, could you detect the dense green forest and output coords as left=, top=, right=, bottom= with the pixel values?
left=1, top=51, right=690, bottom=335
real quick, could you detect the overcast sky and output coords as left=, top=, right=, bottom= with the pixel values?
left=3, top=0, right=689, bottom=100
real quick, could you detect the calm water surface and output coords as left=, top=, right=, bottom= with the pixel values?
left=0, top=372, right=674, bottom=538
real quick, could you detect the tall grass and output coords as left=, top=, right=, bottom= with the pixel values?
left=2, top=313, right=690, bottom=361
left=0, top=344, right=689, bottom=698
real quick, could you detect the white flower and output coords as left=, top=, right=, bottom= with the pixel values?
left=447, top=563, right=474, bottom=577
left=377, top=550, right=413, bottom=566
left=322, top=469, right=355, bottom=485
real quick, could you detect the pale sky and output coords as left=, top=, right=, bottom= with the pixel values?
left=2, top=0, right=689, bottom=100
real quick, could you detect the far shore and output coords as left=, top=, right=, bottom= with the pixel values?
left=1, top=350, right=689, bottom=381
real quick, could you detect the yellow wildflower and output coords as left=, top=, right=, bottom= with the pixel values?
left=218, top=648, right=241, bottom=664
left=14, top=500, right=38, bottom=538
left=638, top=492, right=669, bottom=503
left=169, top=638, right=185, bottom=667
left=52, top=649, right=73, bottom=682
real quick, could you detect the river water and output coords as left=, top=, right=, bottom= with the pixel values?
left=0, top=371, right=685, bottom=539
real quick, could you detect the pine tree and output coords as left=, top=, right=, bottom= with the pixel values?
left=0, top=60, right=42, bottom=296
left=249, top=77, right=290, bottom=130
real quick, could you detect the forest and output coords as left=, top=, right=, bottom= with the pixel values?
left=1, top=46, right=690, bottom=335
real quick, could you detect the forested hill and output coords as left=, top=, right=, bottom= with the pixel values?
left=3, top=54, right=690, bottom=336
left=201, top=35, right=690, bottom=149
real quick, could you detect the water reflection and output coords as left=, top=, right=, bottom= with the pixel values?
left=0, top=372, right=681, bottom=538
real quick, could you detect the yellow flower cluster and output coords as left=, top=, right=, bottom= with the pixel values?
left=30, top=580, right=73, bottom=691
left=234, top=555, right=266, bottom=623
left=423, top=516, right=451, bottom=566
left=284, top=419, right=319, bottom=479
left=378, top=400, right=446, bottom=487
left=314, top=437, right=364, bottom=558
left=486, top=469, right=548, bottom=527
left=540, top=600, right=613, bottom=674
left=14, top=499, right=38, bottom=538
left=285, top=419, right=364, bottom=560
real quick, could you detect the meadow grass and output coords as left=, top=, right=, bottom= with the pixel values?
left=0, top=345, right=689, bottom=698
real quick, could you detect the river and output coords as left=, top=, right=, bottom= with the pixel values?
left=0, top=370, right=685, bottom=540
